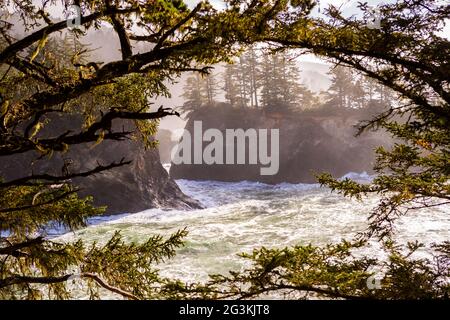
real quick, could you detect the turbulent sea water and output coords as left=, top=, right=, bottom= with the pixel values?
left=57, top=171, right=450, bottom=297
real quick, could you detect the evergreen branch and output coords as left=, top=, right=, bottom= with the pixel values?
left=128, top=34, right=159, bottom=42
left=16, top=37, right=207, bottom=113
left=234, top=284, right=371, bottom=300
left=0, top=189, right=78, bottom=213
left=0, top=274, right=72, bottom=288
left=154, top=2, right=203, bottom=51
left=0, top=237, right=44, bottom=256
left=0, top=159, right=131, bottom=188
left=0, top=107, right=179, bottom=156
left=105, top=0, right=133, bottom=60
left=262, top=37, right=450, bottom=106
left=7, top=56, right=57, bottom=87
left=0, top=7, right=141, bottom=63
left=138, top=65, right=212, bottom=75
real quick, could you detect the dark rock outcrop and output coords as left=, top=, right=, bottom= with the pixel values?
left=0, top=115, right=202, bottom=214
left=170, top=104, right=392, bottom=183
left=156, top=128, right=178, bottom=164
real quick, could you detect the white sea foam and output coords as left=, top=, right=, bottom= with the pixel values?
left=56, top=173, right=450, bottom=293
left=339, top=171, right=374, bottom=182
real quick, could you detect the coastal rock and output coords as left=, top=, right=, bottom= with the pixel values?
left=0, top=115, right=202, bottom=214
left=170, top=104, right=391, bottom=183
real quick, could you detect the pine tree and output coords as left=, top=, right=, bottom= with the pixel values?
left=241, top=47, right=260, bottom=108
left=182, top=73, right=205, bottom=111
left=259, top=54, right=275, bottom=108
left=350, top=78, right=366, bottom=108
left=260, top=53, right=286, bottom=108
left=175, top=0, right=450, bottom=300
left=237, top=56, right=249, bottom=106
left=223, top=58, right=250, bottom=108
left=326, top=66, right=354, bottom=108
left=298, top=86, right=318, bottom=110
left=182, top=70, right=219, bottom=112
left=363, top=76, right=378, bottom=102
left=374, top=81, right=395, bottom=106
left=280, top=51, right=311, bottom=108
left=201, top=72, right=219, bottom=105
left=223, top=61, right=242, bottom=107
left=259, top=51, right=310, bottom=109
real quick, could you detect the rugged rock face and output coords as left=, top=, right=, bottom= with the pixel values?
left=170, top=104, right=392, bottom=183
left=73, top=137, right=202, bottom=213
left=156, top=128, right=178, bottom=164
left=0, top=115, right=202, bottom=214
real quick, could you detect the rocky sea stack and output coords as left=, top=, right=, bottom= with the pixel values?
left=0, top=115, right=202, bottom=214
left=170, top=103, right=392, bottom=183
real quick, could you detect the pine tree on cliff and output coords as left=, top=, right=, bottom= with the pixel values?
left=327, top=66, right=354, bottom=108
left=201, top=72, right=219, bottom=105
left=298, top=86, right=318, bottom=110
left=374, top=80, right=395, bottom=106
left=363, top=75, right=377, bottom=102
left=223, top=61, right=241, bottom=107
left=182, top=73, right=205, bottom=111
left=260, top=54, right=280, bottom=108
left=223, top=58, right=250, bottom=107
left=241, top=47, right=260, bottom=108
left=279, top=51, right=312, bottom=108
left=182, top=69, right=218, bottom=111
left=350, top=78, right=366, bottom=108
left=260, top=51, right=308, bottom=109
left=237, top=56, right=250, bottom=106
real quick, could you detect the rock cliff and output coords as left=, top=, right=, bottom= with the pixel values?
left=170, top=104, right=391, bottom=183
left=0, top=115, right=202, bottom=214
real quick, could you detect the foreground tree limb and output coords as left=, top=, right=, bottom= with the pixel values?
left=0, top=273, right=139, bottom=300
left=0, top=158, right=131, bottom=188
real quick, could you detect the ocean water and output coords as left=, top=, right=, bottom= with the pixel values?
left=56, top=171, right=450, bottom=293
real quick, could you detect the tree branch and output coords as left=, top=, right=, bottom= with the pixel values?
left=81, top=273, right=139, bottom=300
left=0, top=159, right=131, bottom=188
left=0, top=7, right=140, bottom=63
left=0, top=106, right=179, bottom=156
left=105, top=0, right=133, bottom=59
left=154, top=2, right=203, bottom=51
left=238, top=284, right=372, bottom=300
left=17, top=37, right=207, bottom=113
left=0, top=237, right=44, bottom=256
left=0, top=189, right=78, bottom=213
left=0, top=272, right=139, bottom=300
left=7, top=56, right=57, bottom=87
